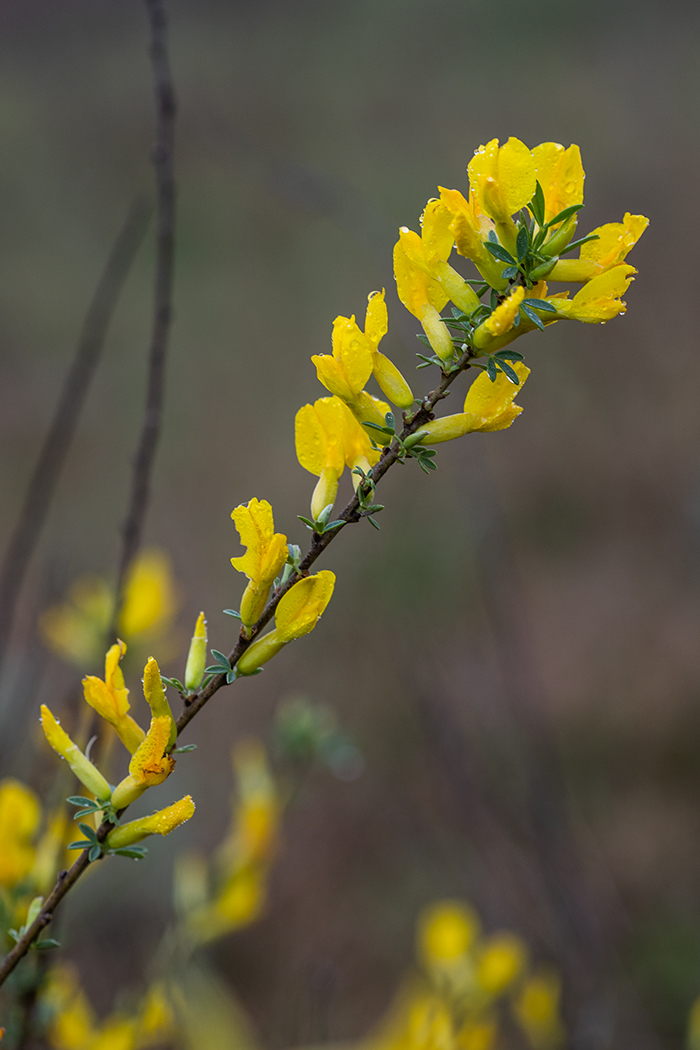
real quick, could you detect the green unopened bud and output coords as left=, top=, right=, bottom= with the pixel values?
left=529, top=257, right=558, bottom=282
left=185, top=612, right=208, bottom=692
left=237, top=629, right=286, bottom=675
left=541, top=214, right=578, bottom=258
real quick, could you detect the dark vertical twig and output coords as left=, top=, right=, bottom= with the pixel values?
left=111, top=0, right=176, bottom=636
left=0, top=201, right=150, bottom=681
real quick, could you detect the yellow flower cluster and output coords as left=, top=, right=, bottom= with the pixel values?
left=40, top=643, right=194, bottom=853
left=365, top=900, right=565, bottom=1050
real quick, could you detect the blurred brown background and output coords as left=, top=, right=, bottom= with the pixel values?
left=0, top=0, right=697, bottom=1046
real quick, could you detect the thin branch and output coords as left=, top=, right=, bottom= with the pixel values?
left=111, top=0, right=176, bottom=636
left=0, top=200, right=151, bottom=680
left=0, top=352, right=472, bottom=987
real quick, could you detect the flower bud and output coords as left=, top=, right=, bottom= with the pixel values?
left=371, top=353, right=414, bottom=410
left=184, top=612, right=208, bottom=692
left=106, top=795, right=195, bottom=849
left=310, top=467, right=339, bottom=522
left=40, top=706, right=112, bottom=802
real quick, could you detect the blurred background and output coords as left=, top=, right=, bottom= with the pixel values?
left=0, top=0, right=696, bottom=1046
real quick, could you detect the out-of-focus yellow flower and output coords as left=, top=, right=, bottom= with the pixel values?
left=468, top=137, right=536, bottom=247
left=32, top=809, right=70, bottom=894
left=296, top=397, right=380, bottom=520
left=547, top=264, right=635, bottom=322
left=184, top=611, right=208, bottom=691
left=418, top=363, right=530, bottom=445
left=231, top=499, right=288, bottom=627
left=513, top=971, right=565, bottom=1050
left=531, top=142, right=584, bottom=225
left=44, top=966, right=173, bottom=1050
left=82, top=642, right=145, bottom=755
left=313, top=291, right=414, bottom=410
left=111, top=715, right=175, bottom=810
left=394, top=199, right=477, bottom=361
left=548, top=213, right=648, bottom=283
left=473, top=286, right=525, bottom=349
left=106, top=796, right=195, bottom=850
left=0, top=778, right=41, bottom=888
left=40, top=577, right=113, bottom=667
left=118, top=550, right=177, bottom=640
left=40, top=707, right=112, bottom=802
left=237, top=571, right=335, bottom=675
left=457, top=1016, right=498, bottom=1050
left=419, top=901, right=480, bottom=969
left=40, top=551, right=177, bottom=668
left=476, top=933, right=527, bottom=996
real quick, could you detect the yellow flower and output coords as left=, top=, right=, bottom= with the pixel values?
left=468, top=137, right=536, bottom=230
left=473, top=286, right=525, bottom=349
left=0, top=778, right=41, bottom=888
left=237, top=571, right=335, bottom=674
left=394, top=199, right=478, bottom=361
left=184, top=611, right=208, bottom=691
left=531, top=142, right=585, bottom=225
left=295, top=397, right=380, bottom=520
left=418, top=362, right=530, bottom=444
left=458, top=1017, right=498, bottom=1050
left=231, top=499, right=288, bottom=627
left=106, top=795, right=195, bottom=850
left=438, top=186, right=506, bottom=290
left=476, top=933, right=527, bottom=996
left=418, top=901, right=480, bottom=970
left=40, top=707, right=112, bottom=802
left=687, top=993, right=700, bottom=1050
left=111, top=715, right=176, bottom=810
left=547, top=264, right=635, bottom=322
left=82, top=642, right=145, bottom=755
left=548, top=212, right=648, bottom=283
left=513, top=971, right=565, bottom=1050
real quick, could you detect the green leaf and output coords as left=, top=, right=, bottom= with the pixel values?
left=172, top=743, right=197, bottom=753
left=522, top=297, right=556, bottom=313
left=73, top=807, right=100, bottom=820
left=545, top=202, right=583, bottom=228
left=516, top=225, right=529, bottom=261
left=486, top=357, right=498, bottom=382
left=36, top=938, right=61, bottom=950
left=78, top=823, right=98, bottom=842
left=322, top=519, right=344, bottom=533
left=297, top=515, right=315, bottom=530
left=501, top=265, right=519, bottom=280
left=521, top=303, right=545, bottom=331
left=362, top=421, right=394, bottom=435
left=226, top=670, right=238, bottom=684
left=67, top=796, right=95, bottom=807
left=529, top=181, right=545, bottom=226
left=560, top=233, right=599, bottom=254
left=484, top=241, right=516, bottom=264
left=210, top=649, right=231, bottom=669
left=367, top=516, right=381, bottom=530
left=499, top=360, right=520, bottom=385
left=490, top=289, right=499, bottom=311
left=89, top=845, right=102, bottom=863
left=222, top=609, right=242, bottom=619
left=416, top=334, right=432, bottom=349
left=67, top=840, right=92, bottom=851
left=204, top=664, right=231, bottom=676
left=493, top=349, right=524, bottom=361
left=112, top=846, right=148, bottom=860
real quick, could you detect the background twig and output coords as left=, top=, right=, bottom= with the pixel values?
left=111, top=0, right=176, bottom=637
left=0, top=200, right=150, bottom=683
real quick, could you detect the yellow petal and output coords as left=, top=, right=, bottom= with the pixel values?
left=295, top=403, right=326, bottom=476
left=552, top=264, right=635, bottom=322
left=339, top=402, right=380, bottom=469
left=580, top=212, right=649, bottom=267
left=532, top=142, right=584, bottom=223
left=347, top=390, right=392, bottom=435
left=331, top=315, right=373, bottom=396
left=463, top=361, right=530, bottom=425
left=143, top=657, right=176, bottom=746
left=393, top=237, right=449, bottom=320
left=311, top=353, right=355, bottom=401
left=310, top=466, right=340, bottom=522
left=469, top=137, right=536, bottom=222
left=364, top=289, right=388, bottom=350
left=0, top=778, right=40, bottom=888
left=418, top=900, right=480, bottom=967
left=479, top=286, right=525, bottom=341
left=275, top=571, right=336, bottom=642
left=372, top=352, right=414, bottom=409
left=420, top=199, right=454, bottom=265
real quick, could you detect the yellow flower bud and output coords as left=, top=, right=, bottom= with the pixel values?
left=106, top=795, right=195, bottom=849
left=418, top=901, right=480, bottom=969
left=184, top=612, right=208, bottom=692
left=372, top=352, right=414, bottom=409
left=82, top=641, right=145, bottom=755
left=40, top=706, right=112, bottom=802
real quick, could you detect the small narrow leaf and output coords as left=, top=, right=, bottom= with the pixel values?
left=521, top=304, right=545, bottom=331
left=499, top=361, right=521, bottom=385
left=210, top=650, right=231, bottom=669
left=545, top=202, right=584, bottom=228
left=516, top=225, right=529, bottom=262
left=522, top=297, right=556, bottom=313
left=560, top=233, right=599, bottom=254
left=222, top=609, right=242, bottom=619
left=88, top=845, right=102, bottom=863
left=486, top=357, right=498, bottom=382
left=484, top=241, right=516, bottom=264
